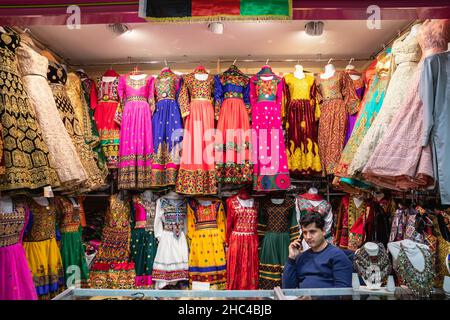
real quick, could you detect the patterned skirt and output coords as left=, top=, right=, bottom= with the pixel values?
left=130, top=228, right=158, bottom=288
left=259, top=232, right=290, bottom=289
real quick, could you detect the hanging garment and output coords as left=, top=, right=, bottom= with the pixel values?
left=214, top=65, right=253, bottom=184
left=56, top=196, right=89, bottom=287
left=295, top=193, right=333, bottom=248
left=116, top=74, right=155, bottom=189
left=90, top=70, right=121, bottom=168
left=344, top=69, right=366, bottom=145
left=250, top=66, right=290, bottom=191
left=66, top=72, right=108, bottom=181
left=334, top=195, right=351, bottom=249
left=349, top=30, right=422, bottom=176
left=282, top=73, right=321, bottom=175
left=78, top=71, right=109, bottom=174
left=0, top=27, right=60, bottom=191
left=258, top=197, right=298, bottom=289
left=339, top=196, right=371, bottom=251
left=176, top=67, right=217, bottom=195
left=0, top=199, right=37, bottom=300
left=89, top=194, right=135, bottom=289
left=361, top=21, right=446, bottom=191
left=131, top=193, right=158, bottom=288
left=151, top=69, right=183, bottom=187
left=316, top=71, right=360, bottom=175
left=17, top=42, right=87, bottom=191
left=429, top=213, right=450, bottom=287
left=333, top=49, right=392, bottom=181
left=47, top=61, right=105, bottom=192
left=187, top=198, right=227, bottom=289
left=421, top=49, right=450, bottom=204
left=152, top=196, right=189, bottom=289
left=225, top=195, right=259, bottom=290
left=23, top=198, right=64, bottom=299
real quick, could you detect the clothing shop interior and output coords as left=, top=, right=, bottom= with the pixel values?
left=1, top=1, right=450, bottom=301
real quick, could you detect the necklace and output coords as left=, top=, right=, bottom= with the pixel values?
left=397, top=243, right=434, bottom=298
left=353, top=243, right=391, bottom=285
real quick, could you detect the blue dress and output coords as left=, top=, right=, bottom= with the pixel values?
left=151, top=69, right=183, bottom=187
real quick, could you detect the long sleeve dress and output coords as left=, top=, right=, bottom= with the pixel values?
left=214, top=65, right=252, bottom=184
left=176, top=67, right=217, bottom=195
left=116, top=74, right=155, bottom=190
left=225, top=195, right=259, bottom=290
left=250, top=66, right=290, bottom=191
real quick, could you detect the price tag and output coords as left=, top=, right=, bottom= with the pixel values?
left=44, top=186, right=54, bottom=198
left=191, top=281, right=210, bottom=291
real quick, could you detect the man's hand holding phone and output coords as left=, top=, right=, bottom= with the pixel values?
left=288, top=238, right=303, bottom=260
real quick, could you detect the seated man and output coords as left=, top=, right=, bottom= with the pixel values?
left=282, top=213, right=352, bottom=289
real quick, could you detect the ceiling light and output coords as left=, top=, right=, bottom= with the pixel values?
left=107, top=23, right=131, bottom=36
left=208, top=22, right=224, bottom=34
left=305, top=21, right=324, bottom=36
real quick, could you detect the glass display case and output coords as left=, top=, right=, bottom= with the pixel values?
left=53, top=287, right=449, bottom=300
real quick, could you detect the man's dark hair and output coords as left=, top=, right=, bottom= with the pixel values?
left=300, top=213, right=325, bottom=230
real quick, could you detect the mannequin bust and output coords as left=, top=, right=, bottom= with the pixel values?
left=387, top=239, right=428, bottom=270
left=320, top=63, right=336, bottom=79
left=194, top=65, right=209, bottom=81
left=307, top=187, right=318, bottom=195
left=143, top=190, right=153, bottom=202
left=353, top=196, right=365, bottom=208
left=354, top=242, right=391, bottom=290
left=294, top=64, right=305, bottom=79
left=165, top=190, right=182, bottom=200
left=404, top=24, right=421, bottom=42
left=0, top=196, right=14, bottom=213
left=33, top=196, right=50, bottom=207
left=129, top=73, right=147, bottom=80
left=0, top=26, right=6, bottom=33
left=270, top=198, right=285, bottom=205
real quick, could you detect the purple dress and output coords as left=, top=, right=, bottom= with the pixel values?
left=0, top=202, right=38, bottom=300
left=116, top=74, right=155, bottom=189
left=344, top=74, right=365, bottom=145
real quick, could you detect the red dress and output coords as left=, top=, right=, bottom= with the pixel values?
left=225, top=192, right=259, bottom=290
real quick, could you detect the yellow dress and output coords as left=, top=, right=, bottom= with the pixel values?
left=187, top=198, right=226, bottom=289
left=23, top=198, right=64, bottom=299
left=282, top=73, right=321, bottom=175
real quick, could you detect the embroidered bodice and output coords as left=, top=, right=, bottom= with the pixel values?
left=392, top=31, right=422, bottom=65
left=117, top=74, right=155, bottom=104
left=95, top=77, right=119, bottom=103
left=56, top=197, right=81, bottom=233
left=17, top=42, right=48, bottom=77
left=260, top=198, right=295, bottom=232
left=214, top=66, right=250, bottom=102
left=0, top=203, right=27, bottom=248
left=159, top=197, right=187, bottom=237
left=228, top=197, right=258, bottom=233
left=154, top=70, right=181, bottom=102
left=0, top=27, right=20, bottom=74
left=188, top=199, right=223, bottom=231
left=283, top=73, right=316, bottom=100
left=295, top=196, right=332, bottom=216
left=24, top=200, right=56, bottom=241
left=133, top=194, right=156, bottom=232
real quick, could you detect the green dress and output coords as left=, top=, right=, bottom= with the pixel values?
left=130, top=193, right=158, bottom=288
left=258, top=197, right=298, bottom=289
left=56, top=196, right=89, bottom=287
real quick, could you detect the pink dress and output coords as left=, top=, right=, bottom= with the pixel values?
left=116, top=74, right=155, bottom=189
left=0, top=202, right=38, bottom=300
left=250, top=66, right=290, bottom=191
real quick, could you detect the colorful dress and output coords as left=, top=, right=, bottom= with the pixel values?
left=0, top=199, right=37, bottom=300
left=316, top=71, right=360, bottom=175
left=151, top=69, right=183, bottom=187
left=214, top=65, right=252, bottom=184
left=89, top=194, right=135, bottom=289
left=56, top=196, right=89, bottom=287
left=344, top=70, right=366, bottom=145
left=116, top=74, right=155, bottom=189
left=333, top=50, right=392, bottom=182
left=361, top=21, right=444, bottom=191
left=225, top=195, right=259, bottom=290
left=0, top=27, right=60, bottom=191
left=90, top=70, right=121, bottom=168
left=23, top=198, right=64, bottom=299
left=131, top=193, right=158, bottom=288
left=48, top=61, right=105, bottom=192
left=176, top=67, right=217, bottom=195
left=258, top=197, right=298, bottom=289
left=187, top=198, right=226, bottom=289
left=295, top=193, right=333, bottom=249
left=283, top=73, right=321, bottom=175
left=152, top=196, right=189, bottom=289
left=250, top=66, right=290, bottom=191
left=349, top=31, right=422, bottom=176
left=17, top=42, right=87, bottom=191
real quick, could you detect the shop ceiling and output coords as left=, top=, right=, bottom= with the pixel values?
left=29, top=20, right=412, bottom=67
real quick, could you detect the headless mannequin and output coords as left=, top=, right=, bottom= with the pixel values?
left=387, top=239, right=429, bottom=271
left=345, top=64, right=361, bottom=81
left=33, top=196, right=50, bottom=207
left=404, top=24, right=421, bottom=42
left=161, top=67, right=171, bottom=73
left=364, top=242, right=379, bottom=256
left=143, top=190, right=153, bottom=202
left=359, top=242, right=383, bottom=290
left=165, top=190, right=182, bottom=200
left=293, top=64, right=305, bottom=79
left=260, top=65, right=274, bottom=81
left=320, top=63, right=336, bottom=79
left=308, top=187, right=318, bottom=195
left=353, top=195, right=365, bottom=208
left=270, top=198, right=285, bottom=205
left=194, top=65, right=208, bottom=81
left=130, top=73, right=147, bottom=80
left=0, top=26, right=6, bottom=33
